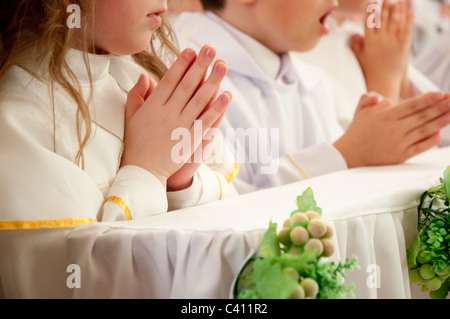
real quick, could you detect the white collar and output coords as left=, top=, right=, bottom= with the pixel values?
left=206, top=12, right=282, bottom=81
left=20, top=48, right=112, bottom=87
left=175, top=11, right=324, bottom=90
left=64, top=48, right=111, bottom=86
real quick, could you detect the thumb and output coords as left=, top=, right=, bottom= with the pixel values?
left=125, top=74, right=151, bottom=120
left=354, top=92, right=384, bottom=116
left=349, top=34, right=364, bottom=58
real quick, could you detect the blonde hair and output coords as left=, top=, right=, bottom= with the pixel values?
left=0, top=0, right=179, bottom=167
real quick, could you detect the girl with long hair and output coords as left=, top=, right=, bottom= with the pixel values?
left=0, top=0, right=238, bottom=227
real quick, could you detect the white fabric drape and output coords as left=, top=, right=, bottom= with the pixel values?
left=1, top=147, right=448, bottom=299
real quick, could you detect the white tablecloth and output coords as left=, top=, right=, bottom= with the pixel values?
left=1, top=147, right=449, bottom=299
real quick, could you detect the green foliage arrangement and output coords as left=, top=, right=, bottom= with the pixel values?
left=407, top=167, right=450, bottom=299
left=234, top=187, right=358, bottom=299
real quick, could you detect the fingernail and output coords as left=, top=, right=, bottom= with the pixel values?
left=217, top=92, right=231, bottom=108
left=204, top=47, right=215, bottom=58
left=215, top=63, right=227, bottom=75
left=367, top=91, right=384, bottom=102
left=183, top=49, right=196, bottom=59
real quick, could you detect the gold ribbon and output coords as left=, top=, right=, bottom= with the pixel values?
left=104, top=196, right=132, bottom=220
left=214, top=174, right=223, bottom=201
left=0, top=217, right=97, bottom=230
left=225, top=161, right=240, bottom=183
left=286, top=154, right=309, bottom=180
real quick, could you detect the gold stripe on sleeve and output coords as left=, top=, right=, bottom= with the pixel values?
left=225, top=161, right=240, bottom=183
left=214, top=174, right=223, bottom=200
left=286, top=154, right=309, bottom=180
left=180, top=35, right=203, bottom=49
left=104, top=196, right=133, bottom=221
left=0, top=217, right=97, bottom=230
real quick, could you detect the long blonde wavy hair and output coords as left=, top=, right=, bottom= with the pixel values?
left=0, top=0, right=179, bottom=167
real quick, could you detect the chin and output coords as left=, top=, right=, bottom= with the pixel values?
left=292, top=38, right=322, bottom=53
left=110, top=45, right=151, bottom=56
left=105, top=36, right=153, bottom=56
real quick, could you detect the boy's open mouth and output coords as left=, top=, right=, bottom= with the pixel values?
left=319, top=5, right=337, bottom=33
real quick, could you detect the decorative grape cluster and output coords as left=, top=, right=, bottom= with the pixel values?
left=277, top=210, right=336, bottom=299
left=235, top=188, right=357, bottom=300
left=278, top=210, right=335, bottom=258
left=281, top=267, right=320, bottom=299
left=408, top=217, right=450, bottom=298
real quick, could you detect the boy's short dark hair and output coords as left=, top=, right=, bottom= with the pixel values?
left=200, top=0, right=225, bottom=11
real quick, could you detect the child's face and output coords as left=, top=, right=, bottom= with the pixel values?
left=249, top=0, right=338, bottom=53
left=336, top=0, right=371, bottom=15
left=82, top=0, right=167, bottom=55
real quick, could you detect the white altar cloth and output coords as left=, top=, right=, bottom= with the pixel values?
left=1, top=147, right=449, bottom=299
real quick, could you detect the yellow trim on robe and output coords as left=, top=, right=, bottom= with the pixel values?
left=286, top=154, right=309, bottom=180
left=225, top=161, right=240, bottom=183
left=0, top=217, right=97, bottom=230
left=180, top=35, right=203, bottom=49
left=214, top=174, right=223, bottom=200
left=104, top=196, right=133, bottom=221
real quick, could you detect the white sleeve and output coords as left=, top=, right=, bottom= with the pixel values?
left=166, top=164, right=238, bottom=211
left=166, top=135, right=239, bottom=211
left=0, top=93, right=168, bottom=228
left=271, top=142, right=348, bottom=183
left=102, top=165, right=168, bottom=221
left=233, top=142, right=348, bottom=194
left=407, top=64, right=440, bottom=96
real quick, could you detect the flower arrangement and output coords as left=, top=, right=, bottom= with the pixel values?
left=234, top=187, right=358, bottom=299
left=407, top=167, right=450, bottom=299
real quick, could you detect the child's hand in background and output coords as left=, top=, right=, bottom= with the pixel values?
left=121, top=45, right=231, bottom=190
left=334, top=92, right=450, bottom=168
left=350, top=0, right=414, bottom=102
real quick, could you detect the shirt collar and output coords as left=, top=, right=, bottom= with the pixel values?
left=21, top=48, right=112, bottom=87
left=64, top=48, right=111, bottom=86
left=175, top=11, right=324, bottom=89
left=206, top=12, right=282, bottom=81
left=177, top=12, right=286, bottom=82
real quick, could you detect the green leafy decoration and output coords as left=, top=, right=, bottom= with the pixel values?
left=430, top=277, right=450, bottom=299
left=292, top=187, right=322, bottom=216
left=407, top=167, right=450, bottom=299
left=276, top=250, right=318, bottom=272
left=235, top=188, right=357, bottom=299
left=443, top=166, right=450, bottom=200
left=407, top=229, right=423, bottom=268
left=259, top=221, right=281, bottom=258
left=250, top=257, right=299, bottom=299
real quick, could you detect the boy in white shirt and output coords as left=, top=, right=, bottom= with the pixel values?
left=175, top=0, right=450, bottom=193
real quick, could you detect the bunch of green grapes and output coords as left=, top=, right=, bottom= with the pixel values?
left=408, top=216, right=450, bottom=299
left=281, top=268, right=320, bottom=299
left=278, top=210, right=335, bottom=258
left=235, top=188, right=357, bottom=300
left=277, top=210, right=335, bottom=299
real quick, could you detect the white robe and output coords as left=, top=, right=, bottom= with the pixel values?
left=414, top=29, right=450, bottom=93
left=0, top=49, right=238, bottom=228
left=175, top=12, right=348, bottom=194
left=411, top=0, right=450, bottom=58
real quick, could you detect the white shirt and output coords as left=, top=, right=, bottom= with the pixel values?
left=414, top=29, right=450, bottom=93
left=0, top=48, right=238, bottom=228
left=412, top=0, right=450, bottom=58
left=414, top=29, right=450, bottom=146
left=175, top=12, right=348, bottom=194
